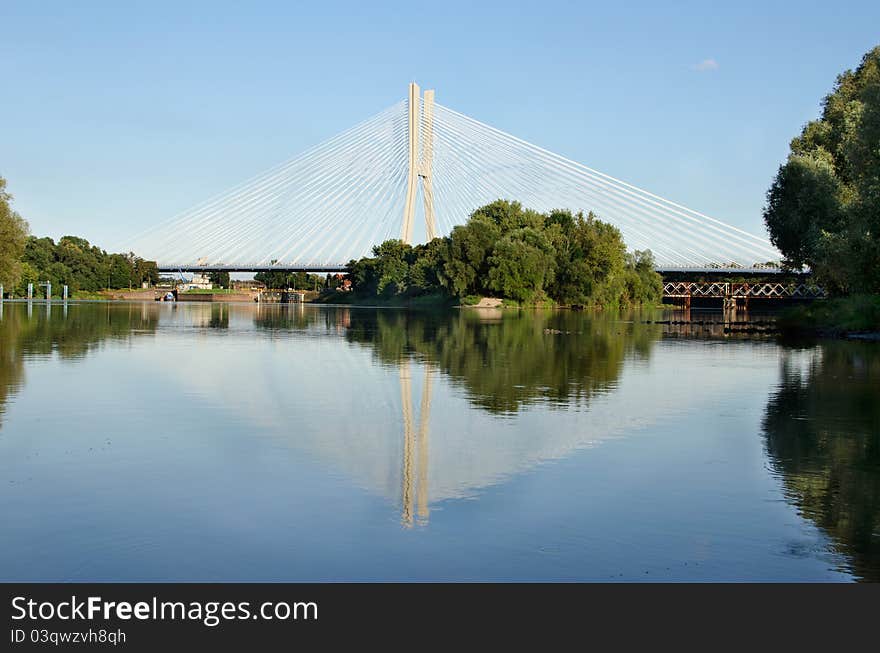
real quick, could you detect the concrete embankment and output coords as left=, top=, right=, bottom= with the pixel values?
left=176, top=292, right=255, bottom=302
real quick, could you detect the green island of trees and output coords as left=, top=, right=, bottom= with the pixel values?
left=341, top=199, right=663, bottom=308
left=0, top=175, right=159, bottom=298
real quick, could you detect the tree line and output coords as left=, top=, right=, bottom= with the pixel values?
left=0, top=176, right=158, bottom=297
left=345, top=199, right=663, bottom=307
left=253, top=270, right=336, bottom=291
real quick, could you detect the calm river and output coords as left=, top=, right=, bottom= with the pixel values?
left=0, top=301, right=877, bottom=581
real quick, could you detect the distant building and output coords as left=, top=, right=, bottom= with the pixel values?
left=180, top=273, right=213, bottom=291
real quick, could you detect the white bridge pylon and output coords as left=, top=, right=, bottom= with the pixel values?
left=128, top=83, right=781, bottom=272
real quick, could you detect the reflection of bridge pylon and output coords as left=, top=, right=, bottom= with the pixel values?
left=399, top=361, right=433, bottom=527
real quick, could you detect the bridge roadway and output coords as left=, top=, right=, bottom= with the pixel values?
left=157, top=265, right=787, bottom=275
left=158, top=265, right=349, bottom=274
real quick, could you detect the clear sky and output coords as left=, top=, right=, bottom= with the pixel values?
left=2, top=0, right=878, bottom=249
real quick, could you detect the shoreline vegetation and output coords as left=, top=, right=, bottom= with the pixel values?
left=778, top=295, right=880, bottom=340
left=761, top=46, right=880, bottom=341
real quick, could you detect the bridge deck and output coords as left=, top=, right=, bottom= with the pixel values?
left=158, top=265, right=786, bottom=275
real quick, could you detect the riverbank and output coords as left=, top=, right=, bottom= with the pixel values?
left=68, top=288, right=259, bottom=302
left=777, top=295, right=880, bottom=340
left=313, top=291, right=456, bottom=308
left=312, top=291, right=664, bottom=310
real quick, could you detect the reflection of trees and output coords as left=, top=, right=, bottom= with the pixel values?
left=0, top=303, right=159, bottom=425
left=346, top=309, right=660, bottom=414
left=252, top=304, right=348, bottom=332
left=763, top=343, right=880, bottom=581
left=0, top=308, right=26, bottom=427
left=207, top=304, right=229, bottom=329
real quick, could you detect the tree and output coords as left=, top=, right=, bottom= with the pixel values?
left=470, top=198, right=545, bottom=232
left=371, top=239, right=412, bottom=295
left=135, top=259, right=159, bottom=286
left=487, top=228, right=556, bottom=302
left=408, top=238, right=448, bottom=293
left=764, top=151, right=845, bottom=271
left=623, top=250, right=663, bottom=305
left=443, top=214, right=501, bottom=296
left=548, top=211, right=629, bottom=306
left=0, top=177, right=30, bottom=293
left=108, top=253, right=134, bottom=288
left=254, top=270, right=289, bottom=289
left=764, top=46, right=880, bottom=294
left=208, top=271, right=230, bottom=288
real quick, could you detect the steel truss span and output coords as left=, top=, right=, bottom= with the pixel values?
left=125, top=85, right=782, bottom=272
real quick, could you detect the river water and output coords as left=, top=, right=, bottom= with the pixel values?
left=0, top=301, right=877, bottom=581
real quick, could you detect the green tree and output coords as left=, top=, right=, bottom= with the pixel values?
left=764, top=46, right=880, bottom=294
left=549, top=211, right=629, bottom=306
left=345, top=257, right=378, bottom=295
left=0, top=177, right=30, bottom=293
left=487, top=228, right=556, bottom=302
left=135, top=259, right=159, bottom=286
left=623, top=250, right=663, bottom=305
left=107, top=253, right=134, bottom=289
left=371, top=239, right=411, bottom=295
left=470, top=198, right=545, bottom=232
left=254, top=270, right=289, bottom=289
left=208, top=271, right=231, bottom=288
left=408, top=238, right=448, bottom=293
left=443, top=214, right=501, bottom=296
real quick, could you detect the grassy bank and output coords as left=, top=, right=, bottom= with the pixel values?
left=778, top=295, right=880, bottom=337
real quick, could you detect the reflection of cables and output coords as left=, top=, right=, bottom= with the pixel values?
left=125, top=93, right=780, bottom=271
left=416, top=365, right=433, bottom=524
left=399, top=362, right=414, bottom=528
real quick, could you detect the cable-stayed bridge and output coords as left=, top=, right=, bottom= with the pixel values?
left=128, top=83, right=782, bottom=274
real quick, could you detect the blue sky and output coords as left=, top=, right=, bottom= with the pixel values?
left=2, top=0, right=878, bottom=248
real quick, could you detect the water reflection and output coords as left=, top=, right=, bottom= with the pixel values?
left=762, top=342, right=880, bottom=581
left=0, top=301, right=877, bottom=580
left=0, top=302, right=158, bottom=425
left=399, top=362, right=433, bottom=527
left=345, top=309, right=660, bottom=414
left=0, top=303, right=663, bottom=530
